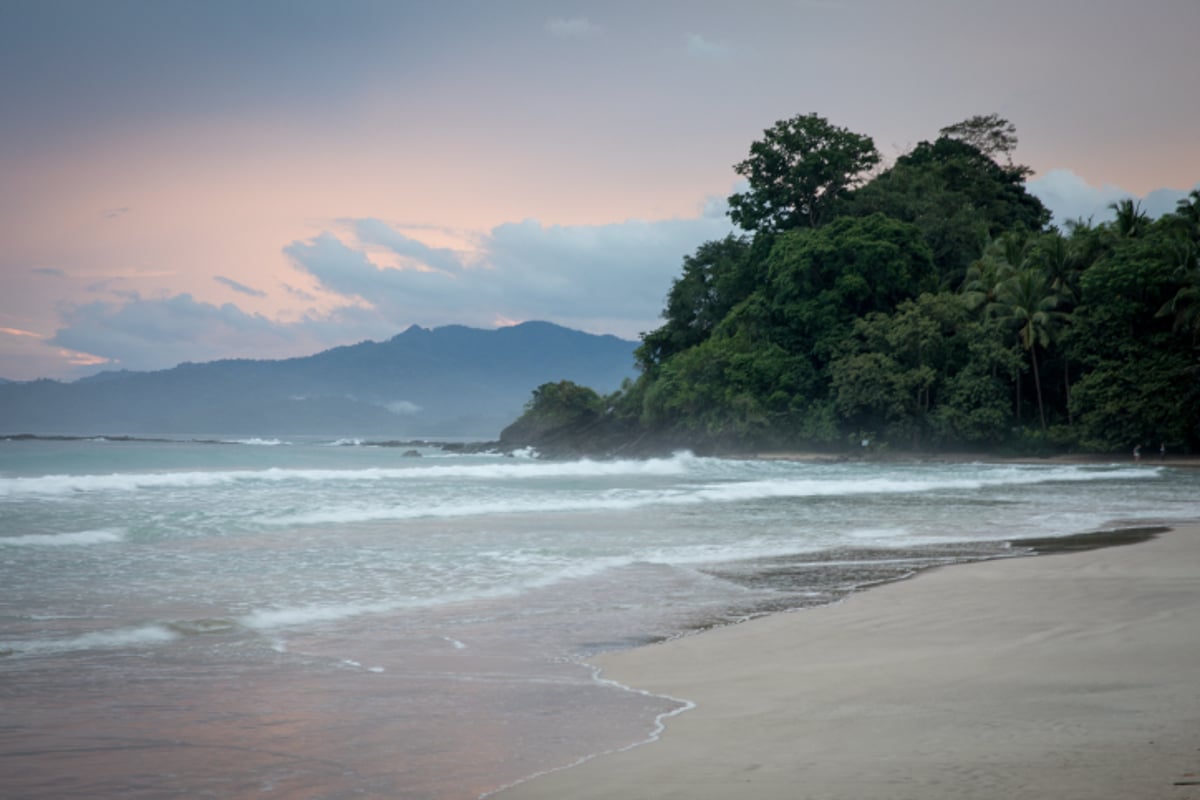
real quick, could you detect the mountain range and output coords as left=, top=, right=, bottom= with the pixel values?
left=0, top=322, right=639, bottom=437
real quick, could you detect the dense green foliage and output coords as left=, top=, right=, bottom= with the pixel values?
left=728, top=113, right=880, bottom=232
left=507, top=113, right=1200, bottom=455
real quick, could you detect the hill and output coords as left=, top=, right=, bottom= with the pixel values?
left=0, top=322, right=638, bottom=437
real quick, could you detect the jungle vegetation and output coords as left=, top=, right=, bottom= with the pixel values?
left=505, top=113, right=1200, bottom=455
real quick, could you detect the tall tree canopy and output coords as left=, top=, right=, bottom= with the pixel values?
left=505, top=112, right=1200, bottom=456
left=938, top=113, right=1021, bottom=169
left=727, top=113, right=880, bottom=233
left=636, top=235, right=756, bottom=369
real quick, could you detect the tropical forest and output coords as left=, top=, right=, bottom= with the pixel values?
left=502, top=113, right=1200, bottom=456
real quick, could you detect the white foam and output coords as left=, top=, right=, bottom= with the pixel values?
left=224, top=438, right=288, bottom=446
left=259, top=492, right=669, bottom=526
left=257, top=463, right=1163, bottom=528
left=479, top=663, right=694, bottom=799
left=846, top=526, right=911, bottom=540
left=689, top=466, right=1158, bottom=503
left=237, top=601, right=400, bottom=630
left=233, top=555, right=653, bottom=631
left=3, top=624, right=178, bottom=656
left=1, top=528, right=126, bottom=547
left=0, top=452, right=701, bottom=497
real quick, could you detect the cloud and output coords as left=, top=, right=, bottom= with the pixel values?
left=1026, top=169, right=1200, bottom=226
left=45, top=173, right=1200, bottom=381
left=286, top=203, right=737, bottom=338
left=379, top=399, right=421, bottom=415
left=102, top=206, right=130, bottom=219
left=685, top=33, right=732, bottom=58
left=546, top=17, right=601, bottom=38
left=38, top=201, right=737, bottom=376
left=481, top=217, right=728, bottom=322
left=351, top=218, right=466, bottom=275
left=214, top=275, right=267, bottom=298
left=50, top=293, right=293, bottom=371
left=1, top=326, right=44, bottom=339
left=283, top=232, right=466, bottom=317
left=0, top=325, right=110, bottom=379
left=46, top=290, right=404, bottom=375
left=283, top=283, right=317, bottom=302
left=33, top=267, right=66, bottom=278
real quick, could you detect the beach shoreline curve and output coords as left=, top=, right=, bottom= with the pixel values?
left=494, top=521, right=1200, bottom=800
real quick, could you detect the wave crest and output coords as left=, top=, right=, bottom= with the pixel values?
left=1, top=528, right=126, bottom=547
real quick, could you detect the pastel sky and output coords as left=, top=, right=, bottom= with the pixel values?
left=3, top=0, right=1198, bottom=380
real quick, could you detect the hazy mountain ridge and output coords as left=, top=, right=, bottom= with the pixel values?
left=0, top=322, right=638, bottom=437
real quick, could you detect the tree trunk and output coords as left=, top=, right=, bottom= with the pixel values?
left=1064, top=364, right=1072, bottom=425
left=1031, top=346, right=1046, bottom=431
left=1015, top=366, right=1022, bottom=422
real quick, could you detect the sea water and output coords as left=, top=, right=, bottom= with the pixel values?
left=1, top=436, right=1196, bottom=799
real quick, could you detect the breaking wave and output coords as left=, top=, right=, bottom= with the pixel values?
left=1, top=624, right=178, bottom=657
left=0, top=528, right=126, bottom=546
left=0, top=453, right=700, bottom=497
left=260, top=464, right=1160, bottom=526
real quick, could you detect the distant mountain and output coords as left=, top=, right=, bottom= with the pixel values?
left=0, top=322, right=639, bottom=437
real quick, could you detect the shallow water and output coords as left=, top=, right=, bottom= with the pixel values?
left=2, top=436, right=1196, bottom=798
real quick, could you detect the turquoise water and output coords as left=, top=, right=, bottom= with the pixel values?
left=2, top=436, right=1196, bottom=798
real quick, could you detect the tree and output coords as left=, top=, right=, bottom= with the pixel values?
left=637, top=235, right=755, bottom=369
left=639, top=329, right=813, bottom=448
left=1109, top=198, right=1150, bottom=239
left=939, top=113, right=1022, bottom=170
left=1070, top=350, right=1200, bottom=452
left=765, top=214, right=937, bottom=371
left=892, top=138, right=1049, bottom=235
left=844, top=158, right=990, bottom=285
left=1155, top=192, right=1200, bottom=341
left=508, top=112, right=1200, bottom=456
left=830, top=294, right=960, bottom=447
left=727, top=113, right=879, bottom=233
left=1154, top=239, right=1200, bottom=340
left=992, top=268, right=1063, bottom=431
left=961, top=234, right=1023, bottom=310
left=499, top=380, right=604, bottom=444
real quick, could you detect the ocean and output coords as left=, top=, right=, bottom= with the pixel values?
left=1, top=435, right=1196, bottom=799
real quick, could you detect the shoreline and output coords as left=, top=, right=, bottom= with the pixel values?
left=744, top=450, right=1200, bottom=469
left=496, top=521, right=1200, bottom=800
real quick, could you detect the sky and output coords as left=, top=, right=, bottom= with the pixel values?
left=2, top=0, right=1198, bottom=381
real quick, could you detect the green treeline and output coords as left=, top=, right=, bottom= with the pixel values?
left=506, top=113, right=1200, bottom=455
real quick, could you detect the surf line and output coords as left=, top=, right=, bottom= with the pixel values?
left=477, top=662, right=695, bottom=799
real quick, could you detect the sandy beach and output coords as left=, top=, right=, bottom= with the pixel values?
left=497, top=522, right=1200, bottom=800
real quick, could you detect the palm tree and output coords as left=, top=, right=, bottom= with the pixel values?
left=1031, top=232, right=1085, bottom=303
left=1173, top=190, right=1200, bottom=233
left=1155, top=192, right=1200, bottom=341
left=1109, top=198, right=1149, bottom=239
left=1156, top=239, right=1200, bottom=340
left=1029, top=231, right=1087, bottom=420
left=992, top=268, right=1062, bottom=431
left=961, top=233, right=1027, bottom=310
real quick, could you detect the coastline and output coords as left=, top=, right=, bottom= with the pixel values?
left=744, top=450, right=1200, bottom=468
left=495, top=522, right=1200, bottom=800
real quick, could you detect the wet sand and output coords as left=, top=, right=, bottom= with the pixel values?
left=497, top=523, right=1200, bottom=800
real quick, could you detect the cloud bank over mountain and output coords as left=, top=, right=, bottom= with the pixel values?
left=40, top=205, right=735, bottom=375
left=23, top=169, right=1200, bottom=380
